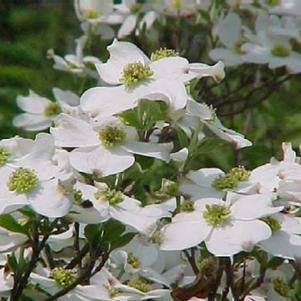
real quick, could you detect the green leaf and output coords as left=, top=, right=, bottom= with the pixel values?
left=7, top=253, right=18, bottom=272
left=102, top=219, right=125, bottom=242
left=266, top=257, right=284, bottom=269
left=84, top=224, right=102, bottom=247
left=0, top=214, right=27, bottom=234
left=110, top=232, right=136, bottom=250
left=120, top=99, right=168, bottom=131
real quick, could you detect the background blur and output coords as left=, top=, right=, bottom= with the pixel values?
left=0, top=0, right=78, bottom=138
left=1, top=1, right=301, bottom=170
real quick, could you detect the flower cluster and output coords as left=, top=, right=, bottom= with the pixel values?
left=1, top=1, right=301, bottom=301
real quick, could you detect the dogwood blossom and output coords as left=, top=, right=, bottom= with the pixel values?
left=160, top=193, right=282, bottom=256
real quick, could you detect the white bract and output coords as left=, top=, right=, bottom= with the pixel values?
left=160, top=193, right=282, bottom=256
left=0, top=134, right=72, bottom=217
left=14, top=88, right=80, bottom=131
left=51, top=114, right=172, bottom=176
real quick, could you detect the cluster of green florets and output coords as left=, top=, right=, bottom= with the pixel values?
left=127, top=276, right=151, bottom=292
left=50, top=267, right=76, bottom=288
left=130, top=3, right=141, bottom=14
left=44, top=102, right=61, bottom=117
left=108, top=287, right=119, bottom=298
left=267, top=0, right=280, bottom=6
left=271, top=44, right=291, bottom=57
left=203, top=204, right=231, bottom=227
left=94, top=188, right=123, bottom=205
left=180, top=199, right=194, bottom=212
left=150, top=48, right=178, bottom=61
left=127, top=252, right=141, bottom=269
left=0, top=147, right=10, bottom=167
left=7, top=168, right=38, bottom=193
left=82, top=9, right=100, bottom=19
left=120, top=62, right=153, bottom=87
left=272, top=278, right=290, bottom=297
left=229, top=166, right=250, bottom=181
left=212, top=166, right=250, bottom=190
left=261, top=216, right=281, bottom=233
left=98, top=126, right=126, bottom=148
left=73, top=189, right=83, bottom=203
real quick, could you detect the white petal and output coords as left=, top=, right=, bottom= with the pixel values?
left=50, top=114, right=98, bottom=147
left=29, top=179, right=72, bottom=218
left=206, top=120, right=252, bottom=149
left=205, top=220, right=271, bottom=256
left=217, top=13, right=242, bottom=48
left=260, top=231, right=301, bottom=260
left=160, top=220, right=211, bottom=250
left=16, top=133, right=59, bottom=180
left=122, top=141, right=173, bottom=162
left=70, top=146, right=135, bottom=176
left=250, top=163, right=280, bottom=192
left=188, top=61, right=225, bottom=82
left=16, top=90, right=50, bottom=114
left=186, top=168, right=224, bottom=186
left=132, top=78, right=188, bottom=111
left=117, top=14, right=137, bottom=38
left=98, top=39, right=149, bottom=85
left=13, top=113, right=52, bottom=131
left=209, top=48, right=244, bottom=66
left=150, top=57, right=189, bottom=81
left=231, top=194, right=283, bottom=220
left=80, top=85, right=136, bottom=120
left=53, top=88, right=80, bottom=107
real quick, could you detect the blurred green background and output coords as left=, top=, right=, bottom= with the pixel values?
left=0, top=0, right=78, bottom=138
left=1, top=1, right=301, bottom=170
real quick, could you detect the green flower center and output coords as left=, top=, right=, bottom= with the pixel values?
left=82, top=9, right=100, bottom=19
left=170, top=0, right=182, bottom=10
left=181, top=199, right=194, bottom=212
left=272, top=278, right=290, bottom=297
left=271, top=44, right=291, bottom=57
left=0, top=147, right=10, bottom=167
left=232, top=40, right=246, bottom=54
left=150, top=48, right=178, bottom=61
left=161, top=179, right=178, bottom=196
left=120, top=62, right=153, bottom=87
left=212, top=166, right=250, bottom=190
left=127, top=276, right=151, bottom=293
left=44, top=102, right=61, bottom=117
left=203, top=204, right=231, bottom=227
left=127, top=252, right=141, bottom=269
left=7, top=168, right=38, bottom=193
left=98, top=126, right=126, bottom=148
left=50, top=267, right=76, bottom=288
left=261, top=216, right=281, bottom=233
left=267, top=0, right=280, bottom=6
left=73, top=189, right=83, bottom=203
left=94, top=188, right=123, bottom=205
left=212, top=174, right=238, bottom=190
left=108, top=287, right=119, bottom=298
left=130, top=3, right=141, bottom=14
left=229, top=166, right=250, bottom=181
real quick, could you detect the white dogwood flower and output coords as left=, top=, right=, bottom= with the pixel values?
left=48, top=36, right=102, bottom=78
left=74, top=181, right=174, bottom=233
left=260, top=213, right=301, bottom=259
left=0, top=134, right=72, bottom=217
left=160, top=193, right=282, bottom=256
left=13, top=88, right=80, bottom=131
left=51, top=114, right=173, bottom=176
left=185, top=99, right=252, bottom=148
left=210, top=13, right=248, bottom=66
left=180, top=167, right=257, bottom=199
